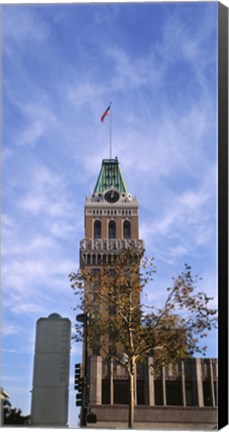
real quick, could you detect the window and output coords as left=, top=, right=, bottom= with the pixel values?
left=92, top=343, right=100, bottom=355
left=184, top=358, right=196, bottom=377
left=137, top=380, right=146, bottom=405
left=203, top=380, right=213, bottom=406
left=109, top=220, right=116, bottom=239
left=108, top=330, right=117, bottom=355
left=102, top=380, right=110, bottom=404
left=123, top=220, right=131, bottom=239
left=166, top=381, right=183, bottom=406
left=109, top=305, right=116, bottom=315
left=114, top=380, right=129, bottom=404
left=185, top=380, right=198, bottom=406
left=154, top=380, right=163, bottom=405
left=94, top=220, right=101, bottom=239
left=202, top=359, right=210, bottom=379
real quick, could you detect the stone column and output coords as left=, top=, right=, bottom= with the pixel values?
left=89, top=356, right=102, bottom=405
left=196, top=358, right=204, bottom=407
left=209, top=359, right=216, bottom=407
left=110, top=358, right=114, bottom=405
left=148, top=357, right=155, bottom=406
left=181, top=361, right=186, bottom=406
left=162, top=367, right=166, bottom=406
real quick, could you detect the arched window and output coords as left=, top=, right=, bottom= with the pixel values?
left=94, top=220, right=101, bottom=239
left=109, top=220, right=116, bottom=239
left=123, top=220, right=131, bottom=239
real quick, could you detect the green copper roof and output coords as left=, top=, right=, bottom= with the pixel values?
left=93, top=158, right=129, bottom=193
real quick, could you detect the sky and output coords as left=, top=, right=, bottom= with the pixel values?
left=1, top=2, right=218, bottom=428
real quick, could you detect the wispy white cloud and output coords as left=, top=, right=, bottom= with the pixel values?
left=15, top=162, right=76, bottom=219
left=1, top=324, right=20, bottom=337
left=8, top=302, right=46, bottom=315
left=3, top=233, right=56, bottom=256
left=17, top=104, right=57, bottom=148
left=3, top=7, right=49, bottom=47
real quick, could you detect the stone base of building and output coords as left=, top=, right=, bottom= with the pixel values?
left=88, top=405, right=217, bottom=430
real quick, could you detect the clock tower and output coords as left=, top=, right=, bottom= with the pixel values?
left=80, top=157, right=143, bottom=269
left=79, top=157, right=144, bottom=422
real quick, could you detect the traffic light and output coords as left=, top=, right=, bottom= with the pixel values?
left=75, top=363, right=81, bottom=379
left=74, top=363, right=83, bottom=390
left=75, top=363, right=83, bottom=406
left=76, top=393, right=83, bottom=407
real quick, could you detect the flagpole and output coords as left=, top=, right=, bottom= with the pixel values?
left=101, top=102, right=112, bottom=159
left=109, top=102, right=112, bottom=159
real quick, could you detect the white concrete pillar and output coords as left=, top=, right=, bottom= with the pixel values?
left=196, top=358, right=204, bottom=407
left=148, top=357, right=155, bottom=406
left=162, top=367, right=166, bottom=406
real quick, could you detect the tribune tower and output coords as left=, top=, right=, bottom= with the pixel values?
left=79, top=157, right=144, bottom=419
left=77, top=157, right=217, bottom=429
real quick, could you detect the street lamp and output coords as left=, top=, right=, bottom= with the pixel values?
left=76, top=313, right=97, bottom=426
left=76, top=313, right=89, bottom=426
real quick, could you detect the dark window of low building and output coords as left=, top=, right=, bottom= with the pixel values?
left=137, top=380, right=145, bottom=405
left=185, top=380, right=198, bottom=406
left=202, top=359, right=210, bottom=379
left=154, top=380, right=163, bottom=405
left=102, top=379, right=110, bottom=404
left=166, top=380, right=183, bottom=406
left=114, top=380, right=129, bottom=404
left=203, top=380, right=213, bottom=406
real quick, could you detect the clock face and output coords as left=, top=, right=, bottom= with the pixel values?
left=105, top=189, right=120, bottom=203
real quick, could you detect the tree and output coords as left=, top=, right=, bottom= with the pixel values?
left=3, top=399, right=30, bottom=425
left=70, top=247, right=217, bottom=428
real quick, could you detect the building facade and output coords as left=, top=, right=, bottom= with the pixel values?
left=79, top=157, right=217, bottom=429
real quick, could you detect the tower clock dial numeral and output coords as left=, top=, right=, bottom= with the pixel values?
left=105, top=189, right=120, bottom=203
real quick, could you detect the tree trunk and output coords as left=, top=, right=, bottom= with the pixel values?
left=128, top=365, right=135, bottom=428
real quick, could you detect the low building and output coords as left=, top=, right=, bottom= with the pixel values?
left=0, top=387, right=10, bottom=426
left=88, top=357, right=217, bottom=429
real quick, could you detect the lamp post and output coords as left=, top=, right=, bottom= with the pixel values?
left=76, top=313, right=89, bottom=427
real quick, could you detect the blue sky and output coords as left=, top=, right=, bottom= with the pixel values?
left=2, top=2, right=218, bottom=427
